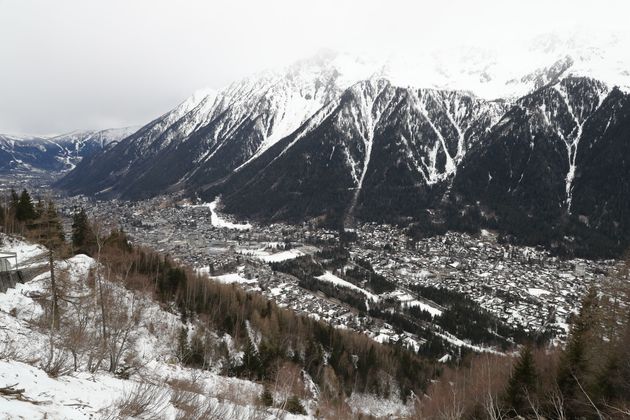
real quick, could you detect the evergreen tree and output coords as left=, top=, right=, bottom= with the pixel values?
left=104, top=227, right=132, bottom=253
left=285, top=395, right=306, bottom=415
left=9, top=189, right=19, bottom=214
left=260, top=386, right=273, bottom=407
left=188, top=332, right=205, bottom=367
left=240, top=337, right=261, bottom=379
left=557, top=287, right=598, bottom=417
left=504, top=345, right=537, bottom=415
left=44, top=201, right=65, bottom=245
left=34, top=199, right=45, bottom=220
left=71, top=207, right=95, bottom=254
left=177, top=326, right=189, bottom=364
left=15, top=189, right=36, bottom=222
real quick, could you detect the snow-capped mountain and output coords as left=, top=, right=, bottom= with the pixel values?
left=0, top=126, right=138, bottom=174
left=57, top=31, right=630, bottom=255
left=215, top=79, right=506, bottom=225
left=58, top=50, right=385, bottom=198
left=380, top=29, right=630, bottom=100
left=452, top=76, right=630, bottom=256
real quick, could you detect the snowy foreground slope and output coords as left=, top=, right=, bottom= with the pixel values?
left=0, top=238, right=267, bottom=419
left=0, top=235, right=410, bottom=419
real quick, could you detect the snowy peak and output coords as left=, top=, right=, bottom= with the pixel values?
left=371, top=30, right=630, bottom=100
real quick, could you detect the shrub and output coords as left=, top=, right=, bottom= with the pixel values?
left=285, top=395, right=306, bottom=415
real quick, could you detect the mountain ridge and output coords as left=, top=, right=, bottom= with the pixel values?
left=0, top=126, right=138, bottom=174
left=56, top=36, right=630, bottom=256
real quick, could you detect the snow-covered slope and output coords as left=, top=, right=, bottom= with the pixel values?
left=0, top=234, right=315, bottom=419
left=0, top=232, right=420, bottom=418
left=59, top=30, right=630, bottom=199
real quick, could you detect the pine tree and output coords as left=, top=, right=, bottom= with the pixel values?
left=285, top=395, right=306, bottom=415
left=34, top=199, right=45, bottom=221
left=504, top=345, right=537, bottom=415
left=71, top=207, right=95, bottom=254
left=9, top=189, right=19, bottom=214
left=188, top=331, right=205, bottom=367
left=44, top=201, right=65, bottom=245
left=241, top=337, right=261, bottom=379
left=16, top=189, right=36, bottom=222
left=557, top=287, right=598, bottom=417
left=177, top=326, right=190, bottom=364
left=260, top=386, right=273, bottom=407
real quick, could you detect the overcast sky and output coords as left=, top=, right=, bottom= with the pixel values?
left=0, top=0, right=627, bottom=135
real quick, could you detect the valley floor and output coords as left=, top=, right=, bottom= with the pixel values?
left=55, top=195, right=615, bottom=351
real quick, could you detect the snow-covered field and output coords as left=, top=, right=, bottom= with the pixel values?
left=528, top=287, right=551, bottom=297
left=316, top=271, right=378, bottom=302
left=238, top=245, right=319, bottom=263
left=208, top=199, right=251, bottom=230
left=388, top=290, right=443, bottom=317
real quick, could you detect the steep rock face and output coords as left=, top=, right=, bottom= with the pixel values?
left=215, top=80, right=504, bottom=225
left=451, top=77, right=618, bottom=250
left=354, top=89, right=504, bottom=222
left=571, top=88, right=630, bottom=248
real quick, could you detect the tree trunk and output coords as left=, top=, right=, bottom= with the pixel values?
left=49, top=248, right=59, bottom=330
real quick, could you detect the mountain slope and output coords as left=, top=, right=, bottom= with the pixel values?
left=57, top=52, right=382, bottom=198
left=57, top=33, right=630, bottom=199
left=0, top=127, right=137, bottom=174
left=54, top=35, right=630, bottom=255
left=451, top=77, right=630, bottom=255
left=570, top=87, right=630, bottom=251
left=212, top=80, right=505, bottom=225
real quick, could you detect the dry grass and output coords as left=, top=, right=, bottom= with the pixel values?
left=103, top=382, right=170, bottom=420
left=168, top=376, right=206, bottom=418
left=214, top=380, right=257, bottom=406
left=168, top=375, right=271, bottom=420
left=40, top=349, right=72, bottom=378
left=174, top=398, right=234, bottom=420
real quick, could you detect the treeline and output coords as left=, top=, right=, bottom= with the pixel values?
left=418, top=274, right=630, bottom=419
left=270, top=255, right=369, bottom=312
left=404, top=199, right=625, bottom=259
left=409, top=285, right=542, bottom=348
left=0, top=188, right=65, bottom=249
left=345, top=257, right=396, bottom=294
